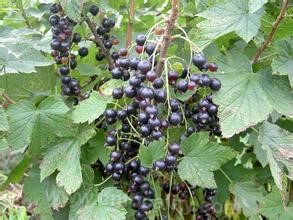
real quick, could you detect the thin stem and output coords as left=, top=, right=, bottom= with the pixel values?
left=252, top=0, right=289, bottom=64
left=2, top=93, right=15, bottom=105
left=219, top=168, right=232, bottom=183
left=156, top=0, right=180, bottom=76
left=167, top=171, right=174, bottom=219
left=17, top=1, right=32, bottom=28
left=125, top=0, right=135, bottom=48
left=95, top=175, right=112, bottom=186
left=84, top=16, right=115, bottom=69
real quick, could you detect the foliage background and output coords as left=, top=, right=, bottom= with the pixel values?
left=0, top=0, right=293, bottom=219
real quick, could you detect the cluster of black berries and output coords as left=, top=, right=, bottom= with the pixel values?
left=162, top=181, right=193, bottom=201
left=100, top=34, right=222, bottom=219
left=105, top=148, right=155, bottom=219
left=196, top=189, right=217, bottom=220
left=49, top=3, right=81, bottom=96
left=153, top=143, right=180, bottom=172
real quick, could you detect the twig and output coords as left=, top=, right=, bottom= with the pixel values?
left=125, top=0, right=135, bottom=48
left=17, top=1, right=32, bottom=29
left=252, top=0, right=289, bottom=64
left=84, top=16, right=115, bottom=70
left=2, top=93, right=15, bottom=105
left=156, top=0, right=180, bottom=76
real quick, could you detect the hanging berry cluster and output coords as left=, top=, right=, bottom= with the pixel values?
left=100, top=31, right=222, bottom=218
left=49, top=3, right=117, bottom=98
left=49, top=2, right=222, bottom=219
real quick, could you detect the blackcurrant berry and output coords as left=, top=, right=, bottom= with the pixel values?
left=130, top=58, right=140, bottom=70
left=95, top=53, right=105, bottom=61
left=145, top=44, right=156, bottom=56
left=210, top=78, right=221, bottom=91
left=102, top=18, right=111, bottom=28
left=124, top=86, right=136, bottom=98
left=112, top=88, right=124, bottom=99
left=140, top=125, right=151, bottom=137
left=168, top=143, right=180, bottom=155
left=207, top=62, right=218, bottom=72
left=192, top=53, right=207, bottom=69
left=106, top=135, right=116, bottom=146
left=146, top=70, right=157, bottom=82
left=112, top=172, right=122, bottom=181
left=105, top=109, right=117, bottom=119
left=61, top=76, right=71, bottom=84
left=72, top=33, right=81, bottom=43
left=140, top=87, right=155, bottom=99
left=153, top=78, right=164, bottom=89
left=153, top=160, right=166, bottom=171
left=111, top=68, right=123, bottom=79
left=105, top=163, right=114, bottom=173
left=59, top=66, right=70, bottom=75
left=165, top=155, right=177, bottom=166
left=137, top=60, right=151, bottom=74
left=117, top=109, right=127, bottom=120
left=89, top=5, right=99, bottom=16
left=49, top=14, right=60, bottom=26
left=200, top=74, right=211, bottom=87
left=78, top=47, right=88, bottom=57
left=49, top=3, right=61, bottom=14
left=176, top=79, right=188, bottom=92
left=136, top=34, right=146, bottom=46
left=154, top=89, right=167, bottom=103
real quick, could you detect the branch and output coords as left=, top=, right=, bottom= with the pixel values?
left=84, top=16, right=115, bottom=70
left=126, top=0, right=135, bottom=48
left=252, top=0, right=289, bottom=64
left=156, top=0, right=180, bottom=76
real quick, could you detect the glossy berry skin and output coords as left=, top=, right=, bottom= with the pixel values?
left=153, top=78, right=164, bottom=89
left=105, top=109, right=117, bottom=119
left=169, top=112, right=182, bottom=126
left=168, top=70, right=178, bottom=83
left=104, top=40, right=112, bottom=49
left=168, top=143, right=180, bottom=155
left=138, top=112, right=149, bottom=124
left=102, top=18, right=111, bottom=28
left=171, top=184, right=180, bottom=194
left=89, top=5, right=99, bottom=16
left=192, top=53, right=207, bottom=69
left=96, top=26, right=107, bottom=35
left=140, top=87, right=155, bottom=99
left=145, top=105, right=158, bottom=118
left=111, top=68, right=123, bottom=79
left=154, top=89, right=167, bottom=103
left=200, top=74, right=211, bottom=87
left=146, top=70, right=157, bottom=82
left=49, top=14, right=60, bottom=26
left=72, top=33, right=81, bottom=43
left=61, top=76, right=71, bottom=84
left=106, top=135, right=116, bottom=146
left=96, top=53, right=105, bottom=61
left=136, top=34, right=146, bottom=46
left=105, top=163, right=114, bottom=173
left=210, top=78, right=221, bottom=91
left=124, top=86, right=136, bottom=98
left=117, top=109, right=127, bottom=120
left=138, top=166, right=149, bottom=176
left=135, top=45, right=143, bottom=54
left=129, top=76, right=142, bottom=87
left=151, top=130, right=163, bottom=140
left=59, top=66, right=70, bottom=75
left=145, top=44, right=156, bottom=56
left=50, top=3, right=61, bottom=13
left=176, top=79, right=188, bottom=92
left=197, top=111, right=210, bottom=124
left=111, top=52, right=119, bottom=60
left=112, top=88, right=124, bottom=99
left=140, top=125, right=151, bottom=137
left=165, top=155, right=177, bottom=166
left=137, top=60, right=151, bottom=74
left=112, top=172, right=122, bottom=181
left=170, top=99, right=180, bottom=112
left=208, top=62, right=218, bottom=72
left=119, top=58, right=130, bottom=69
left=130, top=58, right=140, bottom=70
left=153, top=160, right=166, bottom=171
left=110, top=151, right=121, bottom=162
left=148, top=118, right=161, bottom=129
left=190, top=75, right=200, bottom=85
left=207, top=104, right=217, bottom=115
left=78, top=47, right=88, bottom=57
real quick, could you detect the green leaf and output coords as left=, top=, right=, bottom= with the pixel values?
left=229, top=181, right=265, bottom=219
left=23, top=166, right=53, bottom=220
left=72, top=91, right=109, bottom=124
left=213, top=51, right=293, bottom=137
left=248, top=0, right=268, bottom=13
left=196, top=0, right=264, bottom=46
left=40, top=125, right=96, bottom=194
left=138, top=140, right=166, bottom=168
left=0, top=66, right=58, bottom=102
left=83, top=131, right=109, bottom=166
left=258, top=121, right=293, bottom=190
left=0, top=43, right=53, bottom=74
left=178, top=132, right=235, bottom=188
left=260, top=187, right=293, bottom=220
left=76, top=63, right=102, bottom=76
left=248, top=131, right=268, bottom=167
left=60, top=0, right=84, bottom=22
left=7, top=96, right=71, bottom=150
left=44, top=174, right=69, bottom=210
left=0, top=107, right=9, bottom=131
left=271, top=38, right=293, bottom=87
left=77, top=187, right=130, bottom=220
left=0, top=155, right=32, bottom=190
